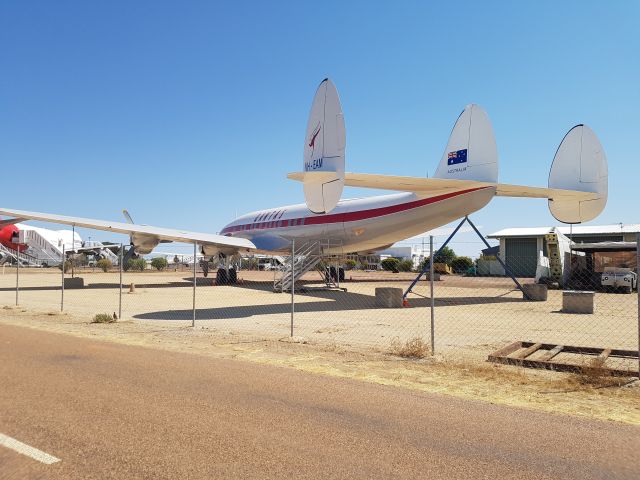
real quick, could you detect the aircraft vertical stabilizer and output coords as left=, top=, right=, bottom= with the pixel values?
left=548, top=125, right=608, bottom=223
left=301, top=78, right=346, bottom=214
left=434, top=104, right=498, bottom=183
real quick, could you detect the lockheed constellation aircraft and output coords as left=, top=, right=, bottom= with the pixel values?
left=0, top=79, right=608, bottom=278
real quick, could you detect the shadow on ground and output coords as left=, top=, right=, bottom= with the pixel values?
left=133, top=288, right=524, bottom=321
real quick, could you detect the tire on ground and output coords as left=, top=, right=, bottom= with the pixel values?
left=216, top=269, right=228, bottom=285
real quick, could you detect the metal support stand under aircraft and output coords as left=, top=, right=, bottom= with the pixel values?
left=403, top=216, right=531, bottom=300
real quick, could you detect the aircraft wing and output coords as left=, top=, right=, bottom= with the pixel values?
left=0, top=207, right=256, bottom=251
left=309, top=172, right=599, bottom=201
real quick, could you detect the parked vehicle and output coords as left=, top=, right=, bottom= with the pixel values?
left=601, top=267, right=637, bottom=293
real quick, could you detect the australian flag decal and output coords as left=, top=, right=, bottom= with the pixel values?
left=447, top=149, right=468, bottom=166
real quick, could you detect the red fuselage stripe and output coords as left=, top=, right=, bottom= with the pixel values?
left=304, top=187, right=487, bottom=225
left=222, top=187, right=488, bottom=234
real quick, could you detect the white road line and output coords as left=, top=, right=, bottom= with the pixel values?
left=0, top=433, right=60, bottom=464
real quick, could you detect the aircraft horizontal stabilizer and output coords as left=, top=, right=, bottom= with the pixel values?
left=289, top=172, right=600, bottom=202
left=287, top=171, right=340, bottom=184
left=494, top=184, right=600, bottom=201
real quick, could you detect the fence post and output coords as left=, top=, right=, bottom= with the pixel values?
left=15, top=248, right=20, bottom=306
left=119, top=244, right=123, bottom=320
left=192, top=242, right=197, bottom=327
left=290, top=239, right=295, bottom=337
left=60, top=245, right=64, bottom=311
left=430, top=235, right=435, bottom=355
left=637, top=233, right=639, bottom=378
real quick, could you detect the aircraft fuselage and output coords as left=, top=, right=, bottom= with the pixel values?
left=221, top=186, right=495, bottom=254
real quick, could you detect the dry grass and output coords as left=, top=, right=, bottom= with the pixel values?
left=389, top=337, right=431, bottom=359
left=572, top=355, right=635, bottom=389
left=577, top=356, right=612, bottom=385
left=92, top=313, right=116, bottom=324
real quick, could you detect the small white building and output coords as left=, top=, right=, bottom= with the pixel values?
left=378, top=245, right=429, bottom=269
left=488, top=224, right=640, bottom=277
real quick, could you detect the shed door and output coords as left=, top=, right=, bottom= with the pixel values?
left=505, top=238, right=538, bottom=277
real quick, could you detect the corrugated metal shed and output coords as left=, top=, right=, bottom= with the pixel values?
left=488, top=224, right=640, bottom=239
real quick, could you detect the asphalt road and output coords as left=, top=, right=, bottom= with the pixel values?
left=0, top=324, right=638, bottom=479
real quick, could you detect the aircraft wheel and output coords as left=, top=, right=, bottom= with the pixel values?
left=229, top=268, right=238, bottom=284
left=216, top=269, right=228, bottom=285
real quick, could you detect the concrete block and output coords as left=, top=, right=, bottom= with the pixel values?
left=562, top=290, right=595, bottom=314
left=523, top=283, right=547, bottom=301
left=424, top=273, right=441, bottom=281
left=63, top=277, right=84, bottom=289
left=375, top=287, right=403, bottom=308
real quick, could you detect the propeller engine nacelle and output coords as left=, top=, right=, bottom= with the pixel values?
left=201, top=244, right=240, bottom=258
left=129, top=233, right=161, bottom=255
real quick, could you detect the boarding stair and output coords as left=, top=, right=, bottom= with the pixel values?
left=273, top=241, right=343, bottom=292
left=0, top=243, right=43, bottom=267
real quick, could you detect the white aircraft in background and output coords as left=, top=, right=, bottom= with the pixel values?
left=0, top=79, right=608, bottom=279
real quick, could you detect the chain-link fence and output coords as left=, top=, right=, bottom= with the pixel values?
left=1, top=236, right=638, bottom=377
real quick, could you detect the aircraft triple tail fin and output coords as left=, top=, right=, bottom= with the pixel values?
left=430, top=104, right=607, bottom=223
left=288, top=80, right=608, bottom=224
left=433, top=104, right=499, bottom=183
left=299, top=78, right=346, bottom=214
left=544, top=124, right=608, bottom=224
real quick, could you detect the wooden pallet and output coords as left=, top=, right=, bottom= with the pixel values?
left=488, top=341, right=639, bottom=376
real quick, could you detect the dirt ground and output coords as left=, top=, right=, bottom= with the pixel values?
left=1, top=268, right=637, bottom=368
left=1, top=267, right=639, bottom=424
left=0, top=305, right=638, bottom=426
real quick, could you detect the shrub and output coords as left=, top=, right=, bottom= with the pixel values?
left=241, top=257, right=258, bottom=270
left=59, top=260, right=72, bottom=273
left=126, top=258, right=146, bottom=272
left=344, top=259, right=357, bottom=270
left=92, top=313, right=116, bottom=324
left=416, top=257, right=429, bottom=273
left=380, top=257, right=401, bottom=272
left=389, top=337, right=431, bottom=359
left=96, top=258, right=113, bottom=272
left=398, top=259, right=414, bottom=272
left=451, top=256, right=473, bottom=274
left=150, top=257, right=168, bottom=271
left=434, top=246, right=456, bottom=266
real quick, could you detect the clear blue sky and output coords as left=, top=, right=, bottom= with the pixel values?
left=1, top=1, right=638, bottom=256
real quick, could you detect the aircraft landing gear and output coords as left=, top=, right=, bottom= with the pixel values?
left=216, top=267, right=237, bottom=285
left=200, top=259, right=209, bottom=277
